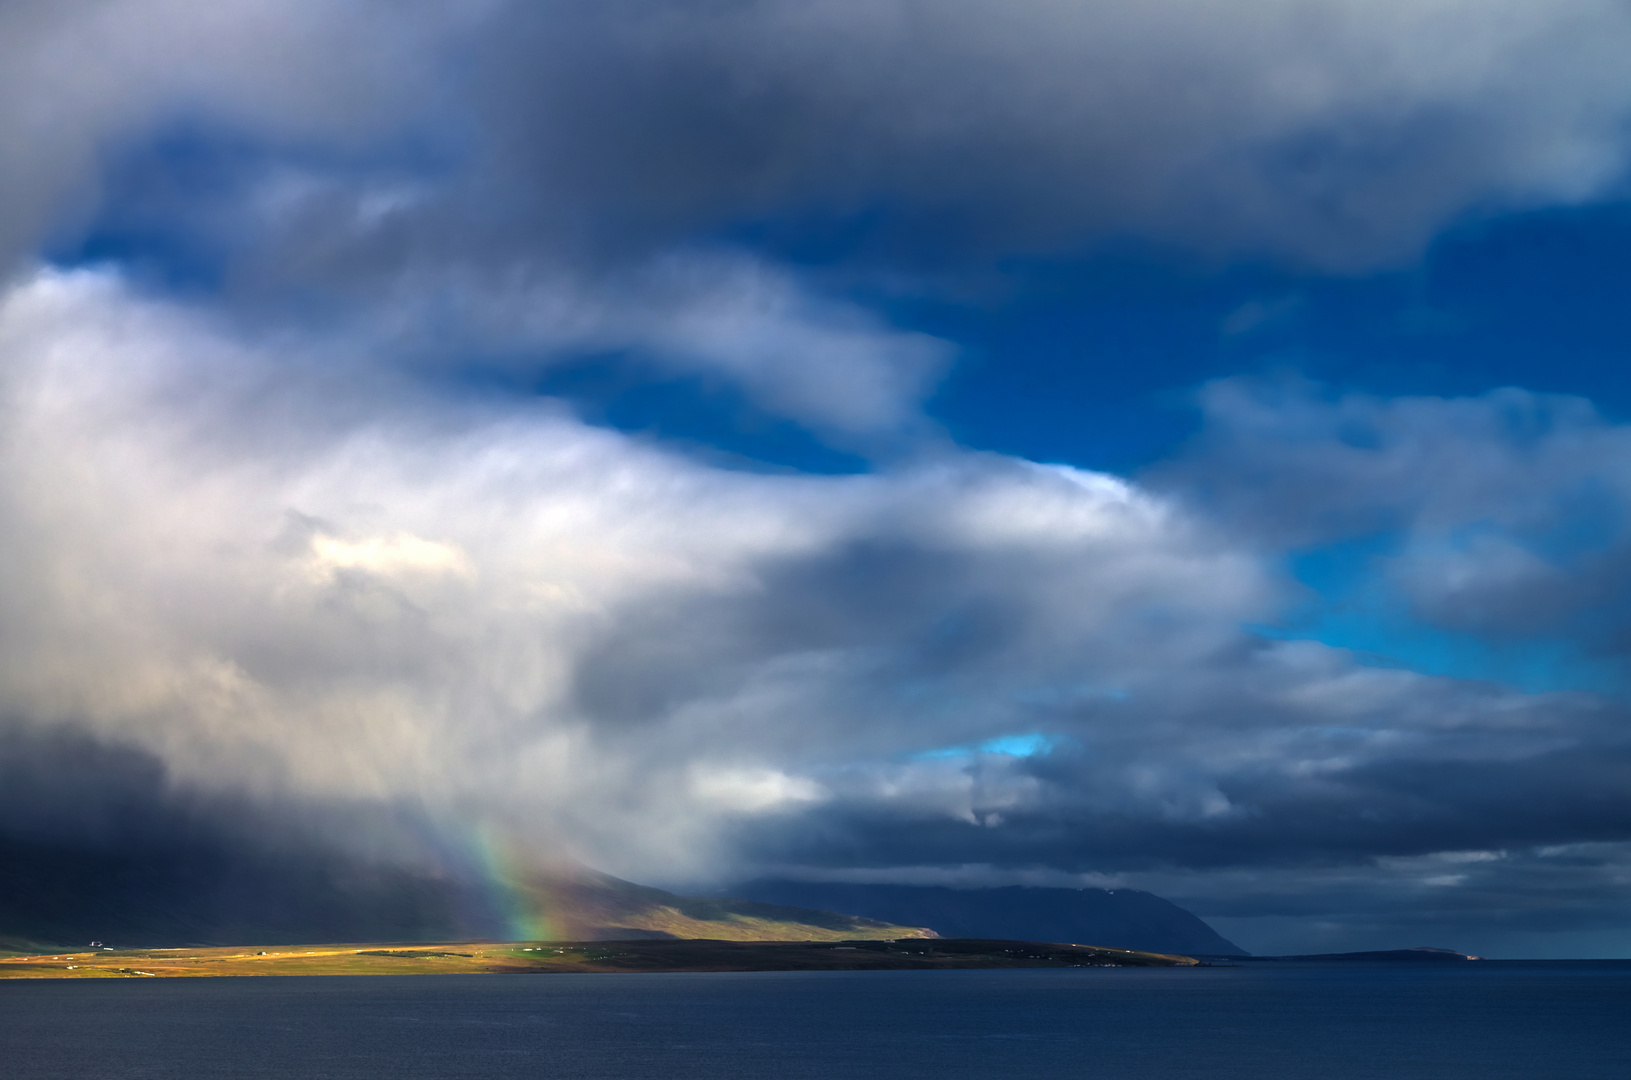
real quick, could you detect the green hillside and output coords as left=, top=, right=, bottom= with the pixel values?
left=512, top=866, right=935, bottom=941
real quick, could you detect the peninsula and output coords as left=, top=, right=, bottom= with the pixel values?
left=0, top=937, right=1199, bottom=978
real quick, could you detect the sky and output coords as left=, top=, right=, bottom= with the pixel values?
left=5, top=0, right=1631, bottom=958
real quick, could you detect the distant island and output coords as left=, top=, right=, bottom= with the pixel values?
left=1233, top=947, right=1483, bottom=962
left=0, top=937, right=1200, bottom=979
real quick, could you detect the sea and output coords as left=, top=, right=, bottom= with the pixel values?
left=3, top=962, right=1628, bottom=1078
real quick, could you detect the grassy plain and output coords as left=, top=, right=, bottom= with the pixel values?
left=0, top=938, right=1198, bottom=978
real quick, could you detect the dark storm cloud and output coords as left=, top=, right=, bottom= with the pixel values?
left=452, top=0, right=1631, bottom=267
left=197, top=0, right=1624, bottom=276
left=721, top=661, right=1631, bottom=869
left=0, top=727, right=489, bottom=946
left=17, top=0, right=1631, bottom=280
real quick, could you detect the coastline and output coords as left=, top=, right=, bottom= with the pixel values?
left=0, top=937, right=1197, bottom=979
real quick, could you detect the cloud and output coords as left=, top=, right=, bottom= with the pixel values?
left=1161, top=378, right=1631, bottom=655
left=369, top=248, right=954, bottom=439
left=0, top=0, right=473, bottom=270
left=453, top=0, right=1631, bottom=268
left=729, top=637, right=1631, bottom=866
left=0, top=269, right=1273, bottom=880
left=307, top=533, right=475, bottom=582
left=10, top=1, right=1631, bottom=441
left=61, top=0, right=1631, bottom=275
left=1141, top=839, right=1631, bottom=957
left=6, top=270, right=1631, bottom=960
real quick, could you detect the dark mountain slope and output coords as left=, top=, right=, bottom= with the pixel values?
left=730, top=881, right=1248, bottom=956
left=0, top=836, right=930, bottom=948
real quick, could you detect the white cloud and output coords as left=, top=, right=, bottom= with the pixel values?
left=691, top=768, right=828, bottom=814
left=0, top=268, right=1275, bottom=876
left=308, top=534, right=474, bottom=581
left=381, top=248, right=952, bottom=439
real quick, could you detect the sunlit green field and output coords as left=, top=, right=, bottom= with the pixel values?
left=0, top=938, right=1197, bottom=978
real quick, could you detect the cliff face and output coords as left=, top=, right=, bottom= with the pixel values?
left=728, top=881, right=1248, bottom=956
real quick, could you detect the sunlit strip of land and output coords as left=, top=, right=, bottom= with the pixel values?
left=0, top=938, right=1198, bottom=978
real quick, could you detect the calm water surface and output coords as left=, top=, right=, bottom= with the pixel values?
left=3, top=963, right=1628, bottom=1079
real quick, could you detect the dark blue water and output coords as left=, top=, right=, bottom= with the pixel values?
left=3, top=963, right=1628, bottom=1078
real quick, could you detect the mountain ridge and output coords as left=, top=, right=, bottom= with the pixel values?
left=729, top=880, right=1248, bottom=956
left=505, top=866, right=935, bottom=942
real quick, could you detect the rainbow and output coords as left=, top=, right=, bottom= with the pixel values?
left=452, top=825, right=559, bottom=942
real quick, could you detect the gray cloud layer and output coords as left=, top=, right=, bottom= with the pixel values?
left=13, top=0, right=1631, bottom=278
left=14, top=0, right=1631, bottom=438
left=462, top=0, right=1631, bottom=266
